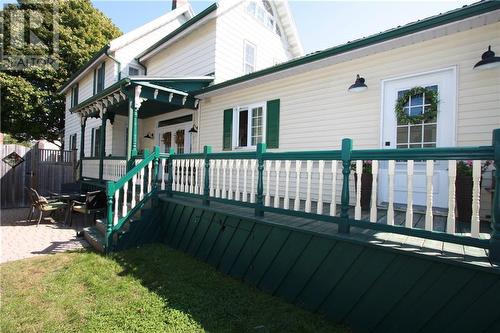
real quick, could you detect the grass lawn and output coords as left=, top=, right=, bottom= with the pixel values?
left=1, top=244, right=347, bottom=333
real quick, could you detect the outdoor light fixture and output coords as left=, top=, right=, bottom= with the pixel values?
left=348, top=74, right=367, bottom=92
left=189, top=125, right=198, bottom=133
left=144, top=133, right=154, bottom=139
left=473, top=45, right=500, bottom=70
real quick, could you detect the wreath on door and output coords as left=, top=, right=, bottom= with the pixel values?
left=395, top=86, right=439, bottom=124
left=162, top=132, right=171, bottom=146
left=175, top=130, right=184, bottom=145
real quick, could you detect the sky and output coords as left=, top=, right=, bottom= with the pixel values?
left=91, top=0, right=477, bottom=54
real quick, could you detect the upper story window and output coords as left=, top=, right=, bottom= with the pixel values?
left=94, top=62, right=105, bottom=94
left=70, top=84, right=78, bottom=108
left=128, top=66, right=139, bottom=76
left=246, top=0, right=281, bottom=36
left=244, top=41, right=256, bottom=74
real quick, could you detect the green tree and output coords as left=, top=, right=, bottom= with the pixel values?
left=1, top=0, right=121, bottom=144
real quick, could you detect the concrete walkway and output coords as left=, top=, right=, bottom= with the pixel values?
left=0, top=208, right=89, bottom=263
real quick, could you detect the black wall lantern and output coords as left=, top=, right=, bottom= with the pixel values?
left=144, top=132, right=154, bottom=139
left=474, top=45, right=500, bottom=70
left=348, top=74, right=367, bottom=92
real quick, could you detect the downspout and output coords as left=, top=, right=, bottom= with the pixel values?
left=135, top=57, right=148, bottom=75
left=105, top=49, right=121, bottom=80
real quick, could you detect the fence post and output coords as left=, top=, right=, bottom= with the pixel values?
left=339, top=138, right=352, bottom=234
left=489, top=128, right=500, bottom=263
left=203, top=145, right=212, bottom=206
left=167, top=147, right=175, bottom=197
left=105, top=181, right=114, bottom=254
left=152, top=146, right=160, bottom=192
left=255, top=143, right=266, bottom=217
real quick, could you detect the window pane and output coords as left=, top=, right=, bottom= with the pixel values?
left=410, top=93, right=423, bottom=106
left=424, top=124, right=437, bottom=143
left=251, top=107, right=263, bottom=145
left=409, top=143, right=422, bottom=148
left=409, top=125, right=422, bottom=143
left=245, top=44, right=255, bottom=63
left=410, top=106, right=423, bottom=116
left=128, top=67, right=139, bottom=76
left=423, top=143, right=436, bottom=148
left=397, top=127, right=408, bottom=144
left=423, top=106, right=437, bottom=123
left=239, top=110, right=248, bottom=147
left=397, top=144, right=408, bottom=149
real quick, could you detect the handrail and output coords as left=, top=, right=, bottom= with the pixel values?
left=104, top=147, right=161, bottom=252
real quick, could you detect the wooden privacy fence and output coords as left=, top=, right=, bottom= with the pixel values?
left=0, top=144, right=76, bottom=208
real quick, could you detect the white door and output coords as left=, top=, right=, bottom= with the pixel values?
left=156, top=122, right=192, bottom=154
left=379, top=68, right=456, bottom=208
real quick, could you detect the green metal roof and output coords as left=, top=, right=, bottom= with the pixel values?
left=196, top=0, right=500, bottom=96
left=137, top=3, right=218, bottom=61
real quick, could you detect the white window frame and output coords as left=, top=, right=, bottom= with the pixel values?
left=232, top=102, right=267, bottom=149
left=245, top=0, right=281, bottom=36
left=243, top=40, right=256, bottom=75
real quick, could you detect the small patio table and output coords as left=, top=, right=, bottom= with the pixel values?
left=48, top=191, right=86, bottom=225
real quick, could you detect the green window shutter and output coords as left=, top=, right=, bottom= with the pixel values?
left=223, top=108, right=233, bottom=151
left=266, top=99, right=280, bottom=148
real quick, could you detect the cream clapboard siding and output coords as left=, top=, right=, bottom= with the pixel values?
left=145, top=19, right=216, bottom=77
left=64, top=57, right=118, bottom=156
left=199, top=22, right=500, bottom=152
left=214, top=0, right=290, bottom=84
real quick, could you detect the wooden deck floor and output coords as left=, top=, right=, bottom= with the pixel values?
left=162, top=195, right=497, bottom=270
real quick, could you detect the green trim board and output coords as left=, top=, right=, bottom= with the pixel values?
left=137, top=197, right=500, bottom=332
left=195, top=0, right=500, bottom=96
left=137, top=3, right=218, bottom=61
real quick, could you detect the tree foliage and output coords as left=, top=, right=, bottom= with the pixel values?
left=1, top=0, right=121, bottom=143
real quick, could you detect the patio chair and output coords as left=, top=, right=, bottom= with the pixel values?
left=69, top=190, right=107, bottom=227
left=26, top=187, right=68, bottom=226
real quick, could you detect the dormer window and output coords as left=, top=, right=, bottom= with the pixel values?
left=246, top=0, right=281, bottom=36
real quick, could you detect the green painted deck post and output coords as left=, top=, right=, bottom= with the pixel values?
left=255, top=143, right=267, bottom=217
left=98, top=113, right=107, bottom=181
left=167, top=147, right=175, bottom=197
left=339, top=138, right=353, bottom=234
left=489, top=128, right=500, bottom=263
left=203, top=145, right=212, bottom=206
left=105, top=181, right=114, bottom=254
left=152, top=146, right=160, bottom=193
left=143, top=148, right=149, bottom=188
left=79, top=117, right=86, bottom=179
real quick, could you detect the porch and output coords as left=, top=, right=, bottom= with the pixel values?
left=72, top=76, right=212, bottom=183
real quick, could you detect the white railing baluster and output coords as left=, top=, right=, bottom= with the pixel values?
left=113, top=189, right=119, bottom=225
left=228, top=159, right=234, bottom=200
left=242, top=160, right=249, bottom=202
left=471, top=160, right=481, bottom=238
left=317, top=160, right=324, bottom=214
left=222, top=159, right=227, bottom=199
left=294, top=161, right=302, bottom=211
left=189, top=159, right=194, bottom=193
left=235, top=160, right=241, bottom=201
left=265, top=160, right=272, bottom=206
left=147, top=161, right=153, bottom=193
left=447, top=160, right=456, bottom=234
left=274, top=161, right=281, bottom=208
left=425, top=160, right=434, bottom=231
left=250, top=160, right=256, bottom=203
left=180, top=159, right=186, bottom=192
left=193, top=159, right=198, bottom=194
left=330, top=161, right=338, bottom=216
left=406, top=160, right=414, bottom=228
left=370, top=160, right=378, bottom=222
left=139, top=167, right=145, bottom=201
left=122, top=181, right=128, bottom=217
left=197, top=159, right=203, bottom=195
left=171, top=160, right=176, bottom=191
left=387, top=160, right=395, bottom=226
left=131, top=174, right=137, bottom=208
left=215, top=159, right=221, bottom=198
left=305, top=160, right=313, bottom=213
left=160, top=159, right=166, bottom=190
left=209, top=160, right=215, bottom=197
left=355, top=160, right=362, bottom=220
left=284, top=161, right=291, bottom=209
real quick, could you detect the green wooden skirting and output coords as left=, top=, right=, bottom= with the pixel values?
left=132, top=196, right=500, bottom=333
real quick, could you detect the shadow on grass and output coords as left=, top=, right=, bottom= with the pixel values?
left=111, top=243, right=346, bottom=333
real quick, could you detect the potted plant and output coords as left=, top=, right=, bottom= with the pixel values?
left=455, top=160, right=491, bottom=223
left=352, top=161, right=373, bottom=209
